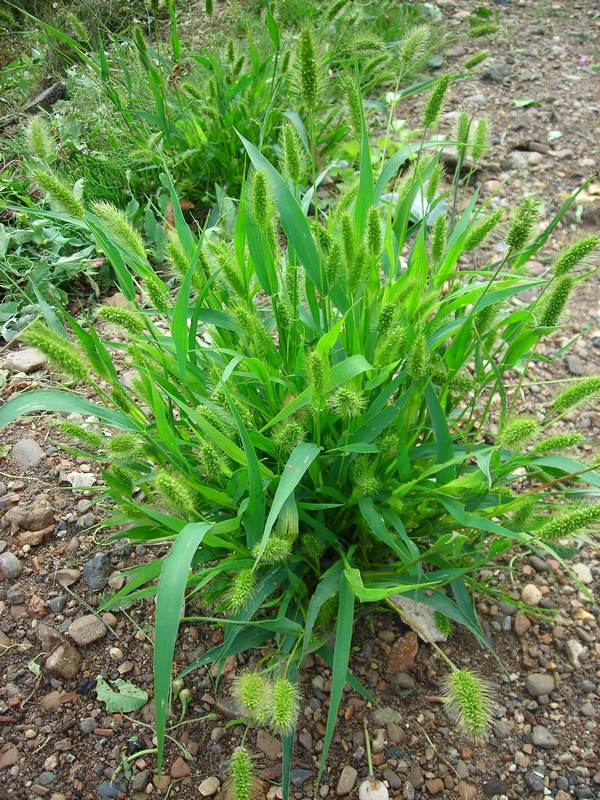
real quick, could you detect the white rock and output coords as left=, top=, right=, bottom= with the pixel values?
left=3, top=347, right=47, bottom=374
left=388, top=595, right=448, bottom=642
left=521, top=583, right=542, bottom=606
left=11, top=439, right=45, bottom=468
left=572, top=563, right=593, bottom=585
left=199, top=776, right=220, bottom=797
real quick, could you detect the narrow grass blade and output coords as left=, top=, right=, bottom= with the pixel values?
left=0, top=390, right=134, bottom=430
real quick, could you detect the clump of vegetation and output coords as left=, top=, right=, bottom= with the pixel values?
left=1, top=57, right=598, bottom=789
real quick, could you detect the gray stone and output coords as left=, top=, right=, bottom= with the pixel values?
left=44, top=643, right=81, bottom=679
left=525, top=673, right=555, bottom=697
left=336, top=766, right=357, bottom=796
left=2, top=347, right=47, bottom=374
left=393, top=672, right=415, bottom=690
left=566, top=639, right=586, bottom=669
left=55, top=568, right=80, bottom=588
left=98, top=780, right=127, bottom=799
left=37, top=772, right=56, bottom=786
left=68, top=615, right=107, bottom=646
left=483, top=777, right=507, bottom=796
left=531, top=725, right=558, bottom=749
left=524, top=770, right=545, bottom=792
left=566, top=355, right=586, bottom=375
left=6, top=585, right=24, bottom=604
left=49, top=596, right=66, bottom=614
left=0, top=552, right=23, bottom=580
left=83, top=554, right=111, bottom=592
left=373, top=706, right=402, bottom=726
left=80, top=717, right=97, bottom=734
left=291, top=769, right=313, bottom=787
left=130, top=769, right=149, bottom=791
left=11, top=439, right=44, bottom=468
left=482, top=61, right=510, bottom=82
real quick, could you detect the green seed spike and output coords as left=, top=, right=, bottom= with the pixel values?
left=442, top=668, right=494, bottom=743
left=228, top=747, right=261, bottom=800
left=20, top=323, right=90, bottom=382
left=327, top=240, right=342, bottom=286
left=367, top=207, right=382, bottom=255
left=143, top=272, right=171, bottom=314
left=341, top=212, right=354, bottom=264
left=398, top=25, right=430, bottom=67
left=97, top=305, right=146, bottom=337
left=205, top=0, right=213, bottom=15
left=552, top=376, right=600, bottom=413
left=464, top=50, right=489, bottom=69
left=153, top=470, right=196, bottom=518
left=423, top=73, right=453, bottom=131
left=232, top=672, right=269, bottom=717
left=252, top=171, right=269, bottom=227
left=456, top=112, right=470, bottom=150
left=431, top=214, right=447, bottom=263
left=296, top=28, right=319, bottom=110
left=327, top=386, right=365, bottom=419
left=538, top=503, right=600, bottom=540
left=327, top=0, right=351, bottom=21
left=306, top=350, right=327, bottom=397
left=272, top=420, right=305, bottom=456
left=426, top=162, right=444, bottom=206
left=469, top=23, right=499, bottom=38
left=280, top=121, right=306, bottom=184
left=252, top=536, right=292, bottom=564
left=30, top=168, right=84, bottom=219
left=25, top=116, right=56, bottom=162
left=471, top=118, right=489, bottom=161
left=498, top=417, right=540, bottom=449
left=538, top=276, right=573, bottom=327
left=553, top=234, right=599, bottom=276
left=269, top=679, right=300, bottom=735
left=92, top=201, right=147, bottom=262
left=214, top=242, right=246, bottom=298
left=531, top=433, right=582, bottom=455
left=107, top=433, right=144, bottom=462
left=506, top=195, right=540, bottom=252
left=227, top=569, right=256, bottom=614
left=408, top=332, right=427, bottom=379
left=464, top=208, right=503, bottom=252
left=340, top=75, right=363, bottom=141
left=58, top=422, right=103, bottom=448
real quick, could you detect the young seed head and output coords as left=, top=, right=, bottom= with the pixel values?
left=252, top=171, right=270, bottom=227
left=232, top=671, right=270, bottom=717
left=280, top=121, right=306, bottom=184
left=20, top=323, right=90, bottom=382
left=341, top=212, right=354, bottom=264
left=25, top=116, right=56, bottom=162
left=471, top=118, right=489, bottom=161
left=227, top=569, right=256, bottom=614
left=296, top=28, right=319, bottom=110
left=553, top=234, right=599, bottom=276
left=327, top=386, right=365, bottom=419
left=340, top=74, right=363, bottom=141
left=538, top=503, right=600, bottom=540
left=464, top=50, right=489, bottom=69
left=30, top=168, right=84, bottom=218
left=228, top=746, right=262, bottom=800
left=423, top=73, right=453, bottom=131
left=107, top=432, right=144, bottom=462
left=442, top=668, right=494, bottom=743
left=253, top=536, right=292, bottom=564
left=378, top=303, right=395, bottom=337
left=464, top=208, right=504, bottom=252
left=506, top=196, right=540, bottom=252
left=431, top=214, right=447, bottom=263
left=538, top=276, right=573, bottom=327
left=269, top=678, right=299, bottom=735
left=408, top=332, right=427, bottom=380
left=349, top=243, right=368, bottom=293
left=552, top=376, right=600, bottom=413
left=531, top=432, right=582, bottom=455
left=426, top=162, right=444, bottom=206
left=58, top=422, right=103, bottom=448
left=272, top=420, right=306, bottom=456
left=306, top=350, right=327, bottom=397
left=153, top=470, right=196, bottom=518
left=456, top=112, right=471, bottom=149
left=92, top=201, right=146, bottom=261
left=214, top=242, right=246, bottom=298
left=367, top=207, right=382, bottom=256
left=97, top=305, right=146, bottom=337
left=469, top=23, right=500, bottom=38
left=498, top=417, right=540, bottom=449
left=143, top=272, right=171, bottom=314
left=327, top=240, right=342, bottom=286
left=398, top=25, right=430, bottom=67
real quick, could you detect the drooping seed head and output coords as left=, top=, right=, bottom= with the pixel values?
left=97, top=305, right=146, bottom=337
left=538, top=503, right=600, bottom=540
left=464, top=50, right=489, bottom=69
left=469, top=23, right=499, bottom=38
left=153, top=470, right=197, bottom=518
left=58, top=422, right=103, bottom=448
left=340, top=74, right=363, bottom=141
left=30, top=168, right=84, bottom=218
left=531, top=433, right=583, bottom=455
left=471, top=117, right=489, bottom=161
left=20, top=323, right=90, bottom=382
left=107, top=433, right=144, bottom=462
left=553, top=234, right=599, bottom=277
left=232, top=671, right=270, bottom=717
left=431, top=214, right=447, bottom=263
left=464, top=208, right=504, bottom=252
left=143, top=272, right=172, bottom=314
left=442, top=668, right=494, bottom=743
left=253, top=536, right=292, bottom=564
left=92, top=201, right=147, bottom=262
left=552, top=376, right=600, bottom=413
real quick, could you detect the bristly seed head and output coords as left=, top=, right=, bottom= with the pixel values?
left=327, top=386, right=365, bottom=419
left=20, top=322, right=90, bottom=382
left=228, top=746, right=262, bottom=800
left=269, top=678, right=300, bottom=735
left=423, top=73, right=453, bottom=130
left=498, top=417, right=540, bottom=449
left=97, top=305, right=146, bottom=337
left=531, top=433, right=582, bottom=455
left=506, top=195, right=540, bottom=252
left=30, top=168, right=84, bottom=219
left=464, top=50, right=489, bottom=69
left=553, top=234, right=599, bottom=277
left=92, top=201, right=147, bottom=262
left=227, top=569, right=256, bottom=614
left=253, top=536, right=292, bottom=564
left=552, top=376, right=600, bottom=413
left=232, top=672, right=270, bottom=718
left=464, top=208, right=504, bottom=252
left=25, top=116, right=56, bottom=162
left=252, top=171, right=270, bottom=227
left=296, top=28, right=319, bottom=110
left=367, top=207, right=382, bottom=255
left=537, top=503, right=600, bottom=540
left=442, top=668, right=494, bottom=743
left=538, top=276, right=573, bottom=327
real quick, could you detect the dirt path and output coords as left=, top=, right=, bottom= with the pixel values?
left=1, top=2, right=599, bottom=800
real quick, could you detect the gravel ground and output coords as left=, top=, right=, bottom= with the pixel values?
left=1, top=2, right=599, bottom=800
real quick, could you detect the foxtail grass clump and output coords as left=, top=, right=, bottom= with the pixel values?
left=25, top=116, right=56, bottom=162
left=4, top=89, right=598, bottom=789
left=30, top=168, right=84, bottom=218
